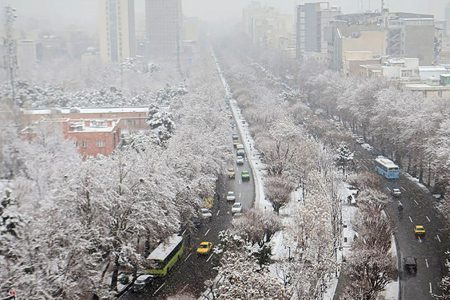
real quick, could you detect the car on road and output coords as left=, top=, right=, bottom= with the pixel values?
left=232, top=133, right=239, bottom=141
left=196, top=242, right=213, bottom=255
left=226, top=191, right=236, bottom=202
left=236, top=155, right=244, bottom=165
left=231, top=202, right=243, bottom=214
left=356, top=137, right=365, bottom=144
left=241, top=170, right=250, bottom=181
left=361, top=143, right=374, bottom=152
left=237, top=149, right=245, bottom=157
left=200, top=208, right=212, bottom=219
left=132, top=274, right=154, bottom=292
left=404, top=256, right=417, bottom=274
left=392, top=188, right=402, bottom=197
left=227, top=167, right=235, bottom=179
left=414, top=225, right=425, bottom=238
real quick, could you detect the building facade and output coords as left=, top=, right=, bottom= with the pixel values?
left=386, top=13, right=435, bottom=65
left=145, top=0, right=182, bottom=59
left=296, top=2, right=341, bottom=60
left=99, top=0, right=136, bottom=63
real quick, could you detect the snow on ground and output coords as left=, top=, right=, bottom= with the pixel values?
left=403, top=173, right=431, bottom=194
left=0, top=180, right=11, bottom=193
left=380, top=235, right=399, bottom=300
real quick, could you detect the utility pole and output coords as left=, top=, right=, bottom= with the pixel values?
left=3, top=5, right=17, bottom=108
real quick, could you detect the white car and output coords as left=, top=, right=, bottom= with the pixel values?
left=236, top=155, right=244, bottom=165
left=226, top=191, right=236, bottom=202
left=356, top=137, right=365, bottom=144
left=132, top=275, right=154, bottom=292
left=231, top=202, right=242, bottom=214
left=392, top=188, right=402, bottom=197
left=200, top=208, right=212, bottom=219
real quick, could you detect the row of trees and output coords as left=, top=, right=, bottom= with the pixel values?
left=0, top=43, right=232, bottom=298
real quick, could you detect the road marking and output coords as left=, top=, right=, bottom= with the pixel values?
left=414, top=199, right=419, bottom=206
left=362, top=165, right=369, bottom=171
left=239, top=179, right=242, bottom=184
left=386, top=187, right=391, bottom=192
left=216, top=210, right=220, bottom=216
left=426, top=216, right=431, bottom=222
left=408, top=216, right=413, bottom=223
left=184, top=252, right=192, bottom=262
left=429, top=282, right=433, bottom=294
left=182, top=228, right=187, bottom=236
left=204, top=229, right=210, bottom=236
left=425, top=258, right=429, bottom=268
left=180, top=284, right=189, bottom=294
left=153, top=282, right=166, bottom=296
left=239, top=192, right=241, bottom=198
left=437, top=235, right=441, bottom=243
left=401, top=187, right=407, bottom=192
left=206, top=253, right=214, bottom=262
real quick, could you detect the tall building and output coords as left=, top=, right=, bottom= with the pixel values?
left=386, top=13, right=435, bottom=65
left=296, top=2, right=341, bottom=60
left=242, top=2, right=296, bottom=57
left=145, top=0, right=182, bottom=59
left=99, top=0, right=136, bottom=63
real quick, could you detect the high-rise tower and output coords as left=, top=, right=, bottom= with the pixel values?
left=99, top=0, right=135, bottom=63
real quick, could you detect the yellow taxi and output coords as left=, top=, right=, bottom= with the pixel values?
left=414, top=225, right=425, bottom=237
left=196, top=242, right=213, bottom=255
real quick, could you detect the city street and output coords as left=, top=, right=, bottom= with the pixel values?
left=121, top=108, right=256, bottom=299
left=352, top=145, right=449, bottom=300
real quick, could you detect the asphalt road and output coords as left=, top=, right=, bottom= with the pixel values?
left=352, top=143, right=449, bottom=299
left=120, top=114, right=256, bottom=299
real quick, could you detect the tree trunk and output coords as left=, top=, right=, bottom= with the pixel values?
left=110, top=256, right=120, bottom=291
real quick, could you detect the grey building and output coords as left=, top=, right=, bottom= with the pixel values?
left=387, top=13, right=435, bottom=65
left=145, top=0, right=182, bottom=59
left=296, top=2, right=340, bottom=60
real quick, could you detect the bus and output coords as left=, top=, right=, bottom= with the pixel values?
left=147, top=234, right=184, bottom=276
left=375, top=156, right=400, bottom=179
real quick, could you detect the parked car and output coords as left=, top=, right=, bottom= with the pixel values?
left=241, top=170, right=250, bottom=181
left=231, top=202, right=243, bottom=214
left=196, top=242, right=213, bottom=255
left=226, top=191, right=236, bottom=202
left=200, top=208, right=212, bottom=219
left=227, top=167, right=235, bottom=179
left=236, top=155, right=244, bottom=165
left=404, top=256, right=417, bottom=274
left=132, top=275, right=154, bottom=292
left=392, top=188, right=402, bottom=197
left=356, top=137, right=365, bottom=144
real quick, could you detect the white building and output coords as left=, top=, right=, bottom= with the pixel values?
left=17, top=40, right=37, bottom=77
left=382, top=57, right=419, bottom=81
left=99, top=0, right=136, bottom=63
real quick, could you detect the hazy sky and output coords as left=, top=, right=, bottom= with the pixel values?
left=1, top=0, right=449, bottom=32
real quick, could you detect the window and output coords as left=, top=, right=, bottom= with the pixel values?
left=96, top=140, right=106, bottom=148
left=81, top=141, right=88, bottom=148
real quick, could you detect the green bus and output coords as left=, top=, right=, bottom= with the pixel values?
left=147, top=234, right=184, bottom=276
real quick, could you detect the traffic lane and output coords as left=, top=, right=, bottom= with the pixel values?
left=121, top=176, right=233, bottom=300
left=232, top=156, right=255, bottom=211
left=385, top=185, right=447, bottom=299
left=155, top=175, right=234, bottom=298
left=352, top=145, right=448, bottom=299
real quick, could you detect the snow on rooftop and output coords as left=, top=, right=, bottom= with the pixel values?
left=23, top=106, right=149, bottom=115
left=147, top=234, right=183, bottom=261
left=375, top=156, right=398, bottom=168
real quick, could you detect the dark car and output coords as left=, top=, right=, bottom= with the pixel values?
left=404, top=256, right=417, bottom=274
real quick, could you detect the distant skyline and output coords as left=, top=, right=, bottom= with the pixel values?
left=1, top=0, right=448, bottom=33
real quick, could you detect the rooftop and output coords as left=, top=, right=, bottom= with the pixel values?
left=375, top=156, right=399, bottom=168
left=147, top=235, right=183, bottom=261
left=22, top=106, right=149, bottom=115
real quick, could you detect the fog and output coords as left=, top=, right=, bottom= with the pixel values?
left=2, top=0, right=449, bottom=33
